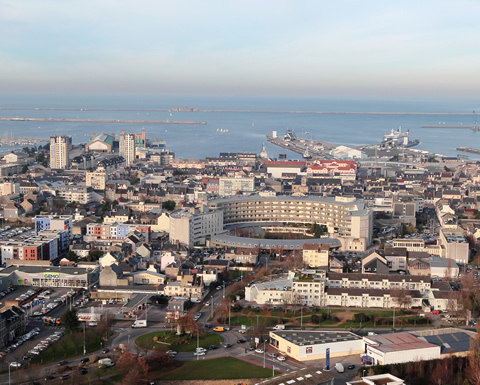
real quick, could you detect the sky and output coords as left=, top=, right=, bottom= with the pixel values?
left=1, top=0, right=480, bottom=97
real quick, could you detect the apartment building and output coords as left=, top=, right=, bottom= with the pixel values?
left=119, top=131, right=136, bottom=166
left=209, top=195, right=373, bottom=251
left=168, top=208, right=223, bottom=247
left=303, top=243, right=329, bottom=268
left=50, top=135, right=72, bottom=169
left=218, top=176, right=255, bottom=197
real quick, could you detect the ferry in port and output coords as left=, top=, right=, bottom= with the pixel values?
left=383, top=126, right=419, bottom=148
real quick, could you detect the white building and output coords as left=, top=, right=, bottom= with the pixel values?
left=169, top=208, right=223, bottom=247
left=119, top=131, right=136, bottom=166
left=218, top=176, right=255, bottom=197
left=50, top=135, right=72, bottom=169
left=363, top=332, right=440, bottom=366
left=209, top=195, right=373, bottom=251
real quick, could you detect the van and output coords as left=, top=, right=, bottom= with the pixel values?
left=213, top=326, right=224, bottom=332
left=335, top=363, right=344, bottom=373
left=273, top=324, right=285, bottom=330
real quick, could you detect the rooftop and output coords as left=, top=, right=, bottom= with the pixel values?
left=271, top=330, right=361, bottom=347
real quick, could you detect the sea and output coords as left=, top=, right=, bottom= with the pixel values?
left=0, top=94, right=479, bottom=160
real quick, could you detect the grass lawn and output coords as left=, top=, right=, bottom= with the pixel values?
left=152, top=357, right=272, bottom=381
left=135, top=331, right=223, bottom=352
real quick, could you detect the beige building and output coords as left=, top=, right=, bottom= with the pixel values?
left=169, top=208, right=223, bottom=247
left=218, top=176, right=255, bottom=197
left=209, top=195, right=373, bottom=251
left=86, top=171, right=107, bottom=190
left=303, top=243, right=329, bottom=268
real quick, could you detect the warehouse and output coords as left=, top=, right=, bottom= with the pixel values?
left=269, top=330, right=363, bottom=361
left=363, top=332, right=440, bottom=365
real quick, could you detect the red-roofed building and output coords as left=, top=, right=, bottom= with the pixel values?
left=306, top=160, right=357, bottom=181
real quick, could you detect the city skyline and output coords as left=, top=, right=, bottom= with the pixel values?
left=1, top=1, right=480, bottom=97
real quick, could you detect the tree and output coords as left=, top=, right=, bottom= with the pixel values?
left=162, top=200, right=176, bottom=211
left=61, top=308, right=80, bottom=332
left=117, top=351, right=149, bottom=385
left=468, top=325, right=480, bottom=385
left=21, top=164, right=29, bottom=174
left=66, top=250, right=79, bottom=262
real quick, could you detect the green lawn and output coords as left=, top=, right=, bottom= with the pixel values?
left=135, top=331, right=223, bottom=352
left=152, top=357, right=273, bottom=381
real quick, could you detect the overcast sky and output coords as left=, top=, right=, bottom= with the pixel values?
left=2, top=0, right=479, bottom=97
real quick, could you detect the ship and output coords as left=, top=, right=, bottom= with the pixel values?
left=383, top=126, right=419, bottom=148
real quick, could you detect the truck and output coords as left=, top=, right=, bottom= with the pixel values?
left=98, top=358, right=114, bottom=368
left=132, top=319, right=147, bottom=328
left=273, top=324, right=285, bottom=330
left=335, top=363, right=344, bottom=373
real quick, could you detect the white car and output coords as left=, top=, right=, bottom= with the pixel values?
left=276, top=356, right=286, bottom=361
left=10, top=362, right=22, bottom=368
left=193, top=351, right=206, bottom=356
left=195, top=347, right=207, bottom=352
left=255, top=349, right=264, bottom=354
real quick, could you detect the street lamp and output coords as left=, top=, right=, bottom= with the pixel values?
left=263, top=341, right=267, bottom=368
left=83, top=322, right=86, bottom=355
left=8, top=362, right=11, bottom=385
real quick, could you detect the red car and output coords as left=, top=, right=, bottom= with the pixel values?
left=431, top=310, right=440, bottom=315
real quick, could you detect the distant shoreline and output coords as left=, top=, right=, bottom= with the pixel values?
left=0, top=107, right=477, bottom=116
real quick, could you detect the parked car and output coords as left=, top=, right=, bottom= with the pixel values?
left=10, top=362, right=22, bottom=368
left=347, top=364, right=355, bottom=370
left=276, top=356, right=286, bottom=361
left=255, top=348, right=264, bottom=354
left=237, top=338, right=247, bottom=343
left=193, top=351, right=206, bottom=356
left=80, top=357, right=90, bottom=363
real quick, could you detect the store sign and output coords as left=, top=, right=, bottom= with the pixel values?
left=43, top=272, right=60, bottom=279
left=306, top=346, right=312, bottom=354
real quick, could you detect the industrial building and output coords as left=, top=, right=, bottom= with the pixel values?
left=269, top=330, right=364, bottom=361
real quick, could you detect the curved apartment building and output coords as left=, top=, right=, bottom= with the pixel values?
left=209, top=195, right=373, bottom=251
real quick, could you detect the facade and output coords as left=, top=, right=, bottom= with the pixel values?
left=363, top=332, right=440, bottom=366
left=169, top=208, right=223, bottom=247
left=55, top=185, right=95, bottom=204
left=50, top=135, right=72, bottom=169
left=34, top=215, right=73, bottom=244
left=0, top=265, right=99, bottom=290
left=209, top=195, right=373, bottom=251
left=218, top=176, right=255, bottom=197
left=269, top=330, right=364, bottom=361
left=303, top=243, right=329, bottom=268
left=119, top=131, right=136, bottom=166
left=246, top=270, right=435, bottom=310
left=86, top=171, right=107, bottom=190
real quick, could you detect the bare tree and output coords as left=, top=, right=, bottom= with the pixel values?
left=468, top=325, right=480, bottom=385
